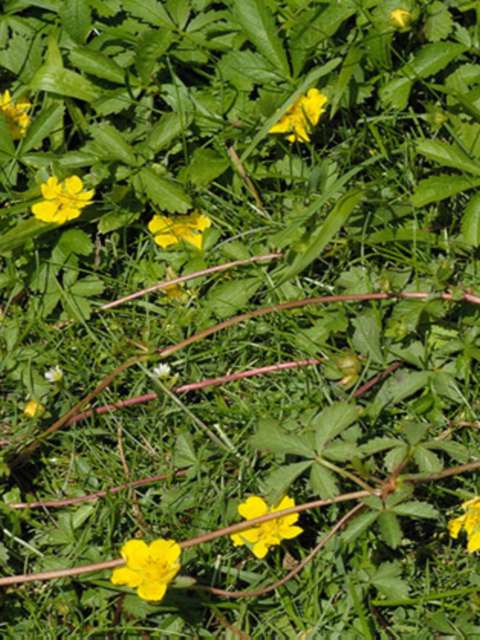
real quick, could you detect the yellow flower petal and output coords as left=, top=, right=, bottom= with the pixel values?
left=148, top=215, right=173, bottom=235
left=178, top=227, right=203, bottom=249
left=467, top=531, right=480, bottom=553
left=32, top=200, right=60, bottom=222
left=64, top=175, right=84, bottom=195
left=149, top=539, right=181, bottom=565
left=137, top=581, right=167, bottom=602
left=273, top=496, right=295, bottom=512
left=279, top=525, right=303, bottom=540
left=235, top=527, right=261, bottom=544
left=448, top=514, right=465, bottom=539
left=269, top=117, right=292, bottom=134
left=111, top=566, right=142, bottom=588
left=153, top=232, right=181, bottom=248
left=56, top=207, right=82, bottom=223
left=252, top=541, right=269, bottom=559
left=238, top=496, right=269, bottom=519
left=121, top=539, right=149, bottom=570
left=41, top=177, right=60, bottom=199
left=188, top=212, right=211, bottom=231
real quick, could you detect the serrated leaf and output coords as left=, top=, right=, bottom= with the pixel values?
left=60, top=0, right=92, bottom=43
left=262, top=461, right=312, bottom=504
left=413, top=446, right=443, bottom=473
left=57, top=229, right=93, bottom=256
left=372, top=562, right=409, bottom=600
left=187, top=148, right=229, bottom=187
left=19, top=102, right=64, bottom=153
left=360, top=437, right=401, bottom=456
left=314, top=402, right=358, bottom=452
left=412, top=175, right=480, bottom=207
left=250, top=424, right=314, bottom=458
left=70, top=47, right=125, bottom=84
left=206, top=277, right=261, bottom=319
left=139, top=168, right=191, bottom=214
left=90, top=123, right=137, bottom=165
left=309, top=463, right=339, bottom=499
left=431, top=440, right=469, bottom=462
left=392, top=500, right=439, bottom=519
left=232, top=0, right=289, bottom=77
left=31, top=66, right=99, bottom=102
left=370, top=370, right=431, bottom=416
left=135, top=29, right=174, bottom=83
left=69, top=276, right=104, bottom=298
left=462, top=191, right=480, bottom=247
left=352, top=310, right=384, bottom=364
left=147, top=111, right=192, bottom=152
left=424, top=2, right=453, bottom=42
left=342, top=510, right=378, bottom=544
left=416, top=139, right=480, bottom=176
left=322, top=441, right=359, bottom=463
left=378, top=512, right=403, bottom=549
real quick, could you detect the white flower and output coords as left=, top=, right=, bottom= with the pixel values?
left=153, top=364, right=171, bottom=379
left=44, top=366, right=63, bottom=383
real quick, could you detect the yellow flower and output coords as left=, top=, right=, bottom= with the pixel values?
left=230, top=495, right=303, bottom=559
left=148, top=211, right=212, bottom=250
left=23, top=400, right=45, bottom=418
left=111, top=538, right=181, bottom=601
left=0, top=90, right=31, bottom=139
left=31, top=176, right=95, bottom=224
left=390, top=8, right=412, bottom=29
left=162, top=267, right=186, bottom=300
left=269, top=88, right=328, bottom=143
left=448, top=497, right=480, bottom=553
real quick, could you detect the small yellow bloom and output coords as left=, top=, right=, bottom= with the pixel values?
left=23, top=400, right=45, bottom=418
left=269, top=88, right=328, bottom=143
left=390, top=8, right=412, bottom=29
left=448, top=497, right=480, bottom=553
left=0, top=90, right=31, bottom=139
left=31, top=175, right=95, bottom=225
left=111, top=538, right=181, bottom=601
left=230, top=495, right=303, bottom=559
left=148, top=211, right=212, bottom=250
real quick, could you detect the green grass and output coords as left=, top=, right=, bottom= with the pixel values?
left=2, top=0, right=480, bottom=637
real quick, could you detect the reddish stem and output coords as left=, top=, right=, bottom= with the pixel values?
left=99, top=253, right=282, bottom=310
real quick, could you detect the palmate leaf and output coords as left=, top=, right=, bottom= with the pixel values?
left=314, top=402, right=358, bottom=452
left=231, top=0, right=290, bottom=77
left=310, top=463, right=339, bottom=499
left=262, top=461, right=313, bottom=504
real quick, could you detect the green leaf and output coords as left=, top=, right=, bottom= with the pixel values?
left=19, top=102, right=64, bottom=153
left=69, top=275, right=105, bottom=298
left=276, top=188, right=364, bottom=284
left=322, top=442, right=359, bottom=463
left=431, top=440, right=469, bottom=463
left=139, top=168, right=192, bottom=214
left=314, top=402, right=358, bottom=452
left=69, top=47, right=125, bottom=84
left=370, top=370, right=431, bottom=416
left=309, top=463, right=339, bottom=499
left=413, top=446, right=443, bottom=473
left=250, top=419, right=314, bottom=457
left=330, top=46, right=363, bottom=117
left=424, top=2, right=453, bottom=43
left=412, top=175, right=480, bottom=207
left=372, top=562, right=409, bottom=601
left=462, top=191, right=480, bottom=247
left=0, top=218, right=51, bottom=256
left=30, top=66, right=99, bottom=102
left=352, top=310, right=384, bottom=364
left=147, top=111, right=192, bottom=152
left=263, top=461, right=312, bottom=504
left=416, top=139, right=480, bottom=176
left=206, top=277, right=261, bottom=319
left=342, top=510, right=378, bottom=544
left=187, top=148, right=229, bottom=187
left=392, top=500, right=439, bottom=519
left=57, top=229, right=93, bottom=256
left=378, top=512, right=403, bottom=549
left=135, top=29, right=174, bottom=83
left=360, top=437, right=401, bottom=456
left=232, top=0, right=290, bottom=77
left=97, top=210, right=139, bottom=234
left=60, top=0, right=92, bottom=43
left=122, top=0, right=174, bottom=27
left=90, top=123, right=137, bottom=165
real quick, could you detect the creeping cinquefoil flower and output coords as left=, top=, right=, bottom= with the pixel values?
left=269, top=88, right=328, bottom=143
left=0, top=90, right=31, bottom=139
left=111, top=538, right=181, bottom=601
left=31, top=176, right=95, bottom=224
left=448, top=497, right=480, bottom=553
left=148, top=212, right=211, bottom=250
left=230, top=495, right=303, bottom=559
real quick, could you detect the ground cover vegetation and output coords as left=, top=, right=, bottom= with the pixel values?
left=1, top=0, right=480, bottom=637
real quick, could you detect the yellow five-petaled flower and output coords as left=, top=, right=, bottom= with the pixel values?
left=269, top=88, right=328, bottom=143
left=448, top=497, right=480, bottom=553
left=230, top=495, right=303, bottom=559
left=0, top=90, right=31, bottom=139
left=111, top=538, right=181, bottom=601
left=148, top=211, right=212, bottom=250
left=31, top=176, right=95, bottom=225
